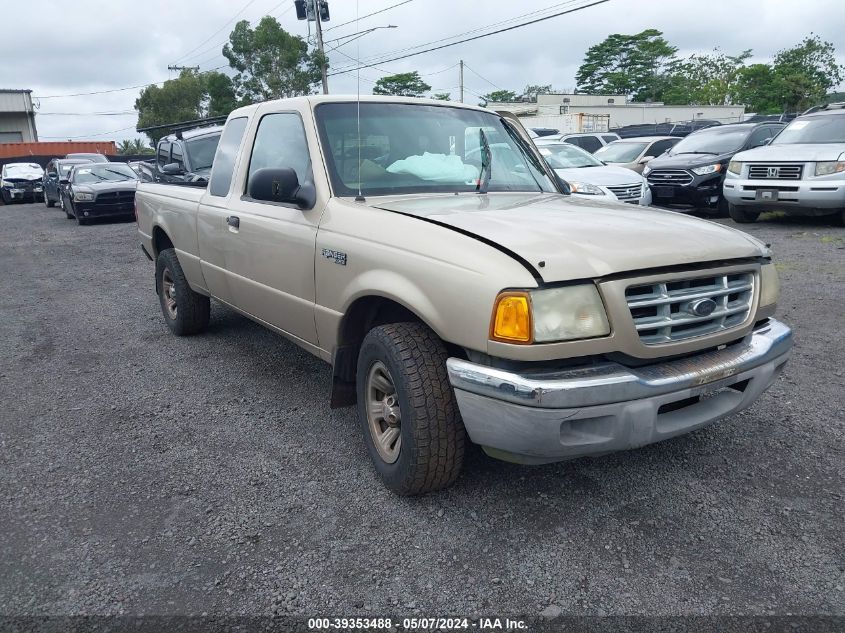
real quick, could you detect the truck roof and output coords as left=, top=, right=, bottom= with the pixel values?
left=227, top=94, right=490, bottom=120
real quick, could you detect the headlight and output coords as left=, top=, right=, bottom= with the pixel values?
left=642, top=165, right=652, bottom=176
left=568, top=181, right=605, bottom=195
left=727, top=160, right=743, bottom=175
left=490, top=285, right=610, bottom=344
left=74, top=192, right=94, bottom=201
left=814, top=161, right=845, bottom=176
left=691, top=163, right=722, bottom=176
left=759, top=263, right=780, bottom=307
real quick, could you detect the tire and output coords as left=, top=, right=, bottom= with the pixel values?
left=728, top=203, right=760, bottom=224
left=45, top=191, right=55, bottom=208
left=356, top=322, right=466, bottom=496
left=716, top=196, right=729, bottom=218
left=1, top=190, right=10, bottom=205
left=155, top=248, right=210, bottom=336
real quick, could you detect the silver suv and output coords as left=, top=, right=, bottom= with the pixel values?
left=723, top=103, right=845, bottom=223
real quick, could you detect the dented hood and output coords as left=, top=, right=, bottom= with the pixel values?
left=371, top=192, right=766, bottom=282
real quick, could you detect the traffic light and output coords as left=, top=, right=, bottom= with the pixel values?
left=294, top=0, right=328, bottom=21
left=319, top=0, right=330, bottom=21
left=294, top=0, right=307, bottom=20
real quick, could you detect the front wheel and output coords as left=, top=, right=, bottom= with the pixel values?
left=45, top=191, right=55, bottom=208
left=1, top=190, right=10, bottom=205
left=155, top=248, right=210, bottom=336
left=356, top=322, right=466, bottom=496
left=728, top=203, right=760, bottom=224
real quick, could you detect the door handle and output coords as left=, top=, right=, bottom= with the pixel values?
left=226, top=215, right=240, bottom=229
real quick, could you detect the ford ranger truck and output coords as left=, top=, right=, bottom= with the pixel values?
left=135, top=96, right=793, bottom=496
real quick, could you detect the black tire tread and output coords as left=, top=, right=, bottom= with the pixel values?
left=155, top=248, right=210, bottom=336
left=728, top=203, right=759, bottom=224
left=360, top=322, right=465, bottom=495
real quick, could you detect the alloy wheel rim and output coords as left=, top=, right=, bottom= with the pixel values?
left=366, top=361, right=402, bottom=464
left=162, top=268, right=177, bottom=319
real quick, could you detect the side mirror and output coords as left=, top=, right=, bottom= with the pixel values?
left=161, top=162, right=184, bottom=175
left=639, top=155, right=655, bottom=164
left=248, top=167, right=316, bottom=209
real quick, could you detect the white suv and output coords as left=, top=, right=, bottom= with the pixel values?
left=723, top=104, right=845, bottom=223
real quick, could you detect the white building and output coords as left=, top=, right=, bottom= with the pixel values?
left=492, top=93, right=745, bottom=131
left=0, top=89, right=38, bottom=144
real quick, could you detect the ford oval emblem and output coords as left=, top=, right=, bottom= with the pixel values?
left=688, top=298, right=717, bottom=317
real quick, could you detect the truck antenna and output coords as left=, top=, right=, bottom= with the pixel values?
left=354, top=0, right=365, bottom=202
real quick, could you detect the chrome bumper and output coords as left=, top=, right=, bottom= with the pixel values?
left=447, top=319, right=792, bottom=464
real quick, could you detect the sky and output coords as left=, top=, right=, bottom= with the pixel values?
left=3, top=0, right=843, bottom=145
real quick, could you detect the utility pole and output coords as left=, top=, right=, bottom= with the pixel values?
left=313, top=0, right=329, bottom=94
left=459, top=60, right=464, bottom=103
left=168, top=65, right=200, bottom=73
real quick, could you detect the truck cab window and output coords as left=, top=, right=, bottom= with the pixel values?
left=209, top=117, right=248, bottom=197
left=171, top=143, right=184, bottom=170
left=247, top=113, right=313, bottom=195
left=157, top=142, right=171, bottom=167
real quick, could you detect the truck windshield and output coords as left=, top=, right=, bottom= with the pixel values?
left=186, top=134, right=221, bottom=171
left=772, top=115, right=845, bottom=144
left=314, top=102, right=555, bottom=196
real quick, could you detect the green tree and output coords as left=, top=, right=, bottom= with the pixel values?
left=431, top=92, right=451, bottom=100
left=521, top=84, right=554, bottom=101
left=117, top=138, right=153, bottom=155
left=223, top=16, right=325, bottom=103
left=771, top=35, right=844, bottom=111
left=662, top=49, right=752, bottom=106
left=734, top=63, right=781, bottom=113
left=478, top=89, right=518, bottom=105
left=576, top=29, right=678, bottom=100
left=372, top=71, right=431, bottom=97
left=135, top=70, right=238, bottom=144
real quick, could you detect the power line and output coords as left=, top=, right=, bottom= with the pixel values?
left=323, top=0, right=413, bottom=33
left=171, top=0, right=261, bottom=64
left=37, top=111, right=136, bottom=116
left=33, top=66, right=228, bottom=99
left=330, top=0, right=595, bottom=74
left=463, top=63, right=502, bottom=91
left=40, top=126, right=138, bottom=140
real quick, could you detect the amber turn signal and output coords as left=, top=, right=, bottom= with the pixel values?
left=490, top=292, right=532, bottom=344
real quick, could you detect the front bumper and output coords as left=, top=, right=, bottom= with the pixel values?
left=74, top=200, right=135, bottom=219
left=723, top=176, right=845, bottom=212
left=447, top=319, right=792, bottom=464
left=648, top=174, right=723, bottom=208
left=2, top=185, right=43, bottom=200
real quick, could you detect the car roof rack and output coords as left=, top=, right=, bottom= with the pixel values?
left=137, top=115, right=228, bottom=138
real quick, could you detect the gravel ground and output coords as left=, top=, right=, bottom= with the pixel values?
left=0, top=202, right=843, bottom=623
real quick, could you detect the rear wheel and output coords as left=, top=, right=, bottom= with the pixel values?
left=356, top=322, right=466, bottom=496
left=45, top=191, right=55, bottom=208
left=155, top=248, right=210, bottom=336
left=728, top=203, right=760, bottom=224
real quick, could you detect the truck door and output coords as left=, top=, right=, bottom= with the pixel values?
left=196, top=117, right=250, bottom=305
left=218, top=111, right=320, bottom=346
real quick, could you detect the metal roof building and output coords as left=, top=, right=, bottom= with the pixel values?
left=0, top=89, right=38, bottom=144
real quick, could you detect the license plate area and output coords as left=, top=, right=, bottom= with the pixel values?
left=653, top=186, right=675, bottom=197
left=756, top=189, right=778, bottom=201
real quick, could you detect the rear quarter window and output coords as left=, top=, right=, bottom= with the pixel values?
left=209, top=117, right=249, bottom=197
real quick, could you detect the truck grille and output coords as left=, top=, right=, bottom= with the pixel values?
left=748, top=164, right=803, bottom=180
left=625, top=272, right=754, bottom=345
left=646, top=169, right=693, bottom=186
left=606, top=183, right=642, bottom=202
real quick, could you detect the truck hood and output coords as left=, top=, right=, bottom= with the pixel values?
left=371, top=193, right=766, bottom=282
left=554, top=165, right=644, bottom=186
left=734, top=143, right=845, bottom=162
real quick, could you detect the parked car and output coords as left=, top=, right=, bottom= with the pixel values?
left=135, top=96, right=791, bottom=495
left=644, top=121, right=785, bottom=214
left=59, top=162, right=138, bottom=225
left=541, top=132, right=621, bottom=153
left=136, top=125, right=223, bottom=185
left=43, top=158, right=94, bottom=207
left=593, top=136, right=681, bottom=174
left=65, top=152, right=110, bottom=163
left=723, top=103, right=845, bottom=223
left=0, top=162, right=44, bottom=204
left=613, top=120, right=721, bottom=139
left=535, top=141, right=651, bottom=205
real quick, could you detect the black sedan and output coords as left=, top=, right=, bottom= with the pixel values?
left=59, top=163, right=139, bottom=225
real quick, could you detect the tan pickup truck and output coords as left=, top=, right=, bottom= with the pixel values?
left=136, top=96, right=793, bottom=495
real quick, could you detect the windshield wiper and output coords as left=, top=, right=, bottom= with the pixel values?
left=476, top=128, right=492, bottom=194
left=676, top=151, right=718, bottom=155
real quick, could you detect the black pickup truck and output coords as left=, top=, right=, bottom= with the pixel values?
left=136, top=118, right=224, bottom=186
